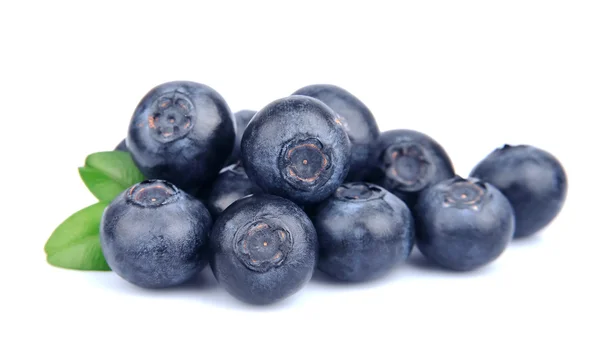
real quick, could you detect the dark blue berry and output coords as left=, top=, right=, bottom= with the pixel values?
left=470, top=144, right=567, bottom=238
left=413, top=176, right=515, bottom=271
left=100, top=180, right=213, bottom=288
left=206, top=162, right=261, bottom=218
left=115, top=139, right=128, bottom=152
left=209, top=194, right=318, bottom=305
left=292, top=84, right=380, bottom=181
left=226, top=110, right=257, bottom=165
left=127, top=81, right=235, bottom=195
left=368, top=129, right=454, bottom=207
left=312, top=182, right=414, bottom=282
left=241, top=95, right=351, bottom=205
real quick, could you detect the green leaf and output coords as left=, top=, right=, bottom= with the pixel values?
left=44, top=202, right=111, bottom=271
left=79, top=151, right=145, bottom=201
left=78, top=167, right=128, bottom=202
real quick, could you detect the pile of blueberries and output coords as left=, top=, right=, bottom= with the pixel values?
left=102, top=81, right=568, bottom=305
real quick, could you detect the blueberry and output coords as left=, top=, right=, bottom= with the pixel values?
left=115, top=139, right=128, bottom=152
left=226, top=110, right=257, bottom=165
left=209, top=194, right=318, bottom=305
left=100, top=179, right=213, bottom=288
left=206, top=162, right=261, bottom=218
left=470, top=144, right=567, bottom=238
left=292, top=84, right=380, bottom=181
left=413, top=176, right=515, bottom=271
left=368, top=129, right=454, bottom=207
left=241, top=95, right=351, bottom=205
left=127, top=81, right=235, bottom=195
left=312, top=182, right=414, bottom=282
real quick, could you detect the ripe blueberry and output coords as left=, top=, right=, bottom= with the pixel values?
left=100, top=180, right=213, bottom=288
left=209, top=194, right=318, bottom=305
left=368, top=129, right=454, bottom=207
left=206, top=162, right=261, bottom=218
left=312, top=182, right=414, bottom=282
left=226, top=110, right=257, bottom=165
left=292, top=84, right=380, bottom=181
left=470, top=144, right=567, bottom=237
left=127, top=81, right=235, bottom=195
left=241, top=95, right=351, bottom=205
left=413, top=176, right=515, bottom=271
left=115, top=139, right=128, bottom=152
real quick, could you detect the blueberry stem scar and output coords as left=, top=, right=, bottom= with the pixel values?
left=234, top=220, right=293, bottom=273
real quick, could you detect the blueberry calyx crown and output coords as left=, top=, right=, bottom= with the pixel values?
left=335, top=182, right=385, bottom=201
left=278, top=137, right=333, bottom=190
left=442, top=176, right=487, bottom=209
left=148, top=91, right=195, bottom=143
left=233, top=218, right=293, bottom=273
left=495, top=144, right=526, bottom=154
left=381, top=142, right=432, bottom=192
left=127, top=180, right=180, bottom=207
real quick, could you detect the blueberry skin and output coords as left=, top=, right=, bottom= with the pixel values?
left=312, top=182, right=414, bottom=282
left=206, top=162, right=261, bottom=218
left=414, top=176, right=515, bottom=271
left=127, top=81, right=235, bottom=195
left=226, top=110, right=257, bottom=165
left=368, top=129, right=454, bottom=207
left=292, top=84, right=380, bottom=181
left=470, top=144, right=567, bottom=238
left=100, top=180, right=213, bottom=288
left=241, top=95, right=351, bottom=205
left=209, top=194, right=318, bottom=305
left=115, top=139, right=128, bottom=152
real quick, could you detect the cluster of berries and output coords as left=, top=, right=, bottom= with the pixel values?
left=102, top=81, right=567, bottom=305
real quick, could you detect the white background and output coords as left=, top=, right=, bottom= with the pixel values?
left=1, top=1, right=598, bottom=355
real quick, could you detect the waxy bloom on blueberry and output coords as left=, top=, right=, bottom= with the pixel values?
left=205, top=162, right=260, bottom=218
left=312, top=182, right=414, bottom=282
left=209, top=194, right=318, bottom=305
left=470, top=144, right=567, bottom=238
left=127, top=81, right=235, bottom=195
left=368, top=129, right=455, bottom=207
left=413, top=176, right=515, bottom=271
left=241, top=95, right=351, bottom=205
left=292, top=84, right=380, bottom=181
left=100, top=180, right=213, bottom=288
